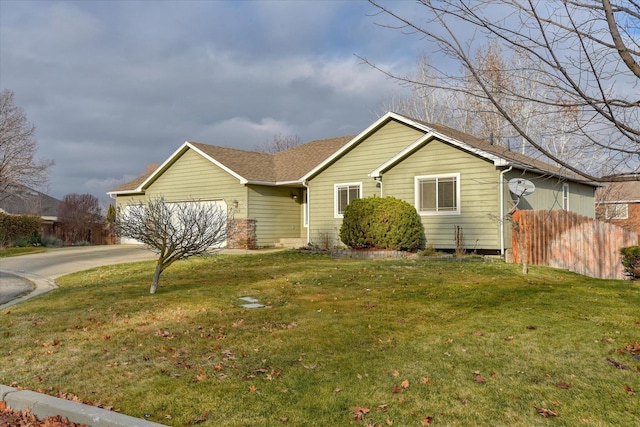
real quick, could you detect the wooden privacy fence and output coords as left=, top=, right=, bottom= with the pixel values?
left=511, top=210, right=638, bottom=280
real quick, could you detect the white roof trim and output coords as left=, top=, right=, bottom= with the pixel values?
left=602, top=199, right=640, bottom=204
left=300, top=112, right=401, bottom=182
left=110, top=142, right=250, bottom=197
left=186, top=142, right=249, bottom=184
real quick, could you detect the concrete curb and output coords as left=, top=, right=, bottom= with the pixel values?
left=1, top=385, right=167, bottom=426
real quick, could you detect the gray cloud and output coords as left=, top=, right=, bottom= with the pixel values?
left=0, top=0, right=424, bottom=203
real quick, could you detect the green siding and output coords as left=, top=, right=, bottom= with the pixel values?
left=504, top=170, right=596, bottom=217
left=144, top=149, right=248, bottom=219
left=383, top=140, right=503, bottom=250
left=247, top=185, right=304, bottom=247
left=308, top=120, right=423, bottom=247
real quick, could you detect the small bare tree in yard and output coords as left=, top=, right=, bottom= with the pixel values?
left=116, top=197, right=228, bottom=294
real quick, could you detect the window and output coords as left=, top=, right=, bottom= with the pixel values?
left=335, top=182, right=361, bottom=217
left=415, top=173, right=460, bottom=215
left=562, top=183, right=570, bottom=210
left=605, top=203, right=628, bottom=220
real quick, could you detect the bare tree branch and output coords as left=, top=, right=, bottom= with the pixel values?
left=115, top=197, right=229, bottom=294
left=367, top=0, right=640, bottom=181
left=0, top=89, right=54, bottom=201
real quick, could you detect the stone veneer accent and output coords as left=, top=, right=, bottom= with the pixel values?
left=228, top=218, right=257, bottom=249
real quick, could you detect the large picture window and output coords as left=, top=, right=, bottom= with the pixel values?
left=335, top=182, right=361, bottom=217
left=415, top=173, right=460, bottom=215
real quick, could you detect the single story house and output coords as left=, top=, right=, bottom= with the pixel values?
left=0, top=184, right=61, bottom=237
left=108, top=112, right=598, bottom=254
left=596, top=181, right=640, bottom=239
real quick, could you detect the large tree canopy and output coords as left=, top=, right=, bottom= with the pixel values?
left=0, top=89, right=53, bottom=200
left=367, top=1, right=640, bottom=181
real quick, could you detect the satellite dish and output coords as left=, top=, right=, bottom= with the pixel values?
left=508, top=178, right=536, bottom=196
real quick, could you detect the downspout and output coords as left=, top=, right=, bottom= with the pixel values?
left=303, top=180, right=310, bottom=245
left=499, top=166, right=513, bottom=257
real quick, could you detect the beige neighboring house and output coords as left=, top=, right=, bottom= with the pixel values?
left=597, top=181, right=640, bottom=240
left=108, top=112, right=598, bottom=254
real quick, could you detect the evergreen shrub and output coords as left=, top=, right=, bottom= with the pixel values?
left=339, top=197, right=423, bottom=251
left=620, top=246, right=640, bottom=279
left=0, top=213, right=42, bottom=247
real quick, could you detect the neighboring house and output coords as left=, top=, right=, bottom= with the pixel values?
left=108, top=112, right=598, bottom=254
left=596, top=181, right=640, bottom=238
left=0, top=184, right=61, bottom=237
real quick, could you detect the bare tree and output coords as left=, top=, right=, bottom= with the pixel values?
left=366, top=0, right=640, bottom=181
left=254, top=134, right=301, bottom=154
left=57, top=193, right=104, bottom=244
left=115, top=197, right=229, bottom=294
left=0, top=90, right=54, bottom=200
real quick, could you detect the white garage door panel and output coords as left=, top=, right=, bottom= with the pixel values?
left=119, top=200, right=228, bottom=247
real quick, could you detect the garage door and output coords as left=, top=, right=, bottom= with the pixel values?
left=118, top=199, right=228, bottom=247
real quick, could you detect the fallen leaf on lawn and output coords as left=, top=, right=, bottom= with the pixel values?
left=353, top=407, right=370, bottom=422
left=624, top=384, right=636, bottom=395
left=193, top=374, right=207, bottom=382
left=536, top=407, right=558, bottom=417
left=627, top=342, right=640, bottom=354
left=194, top=412, right=209, bottom=423
left=526, top=325, right=537, bottom=330
left=421, top=416, right=434, bottom=425
left=556, top=382, right=570, bottom=389
left=422, top=377, right=429, bottom=384
left=474, top=375, right=486, bottom=383
left=504, top=336, right=514, bottom=341
left=280, top=417, right=289, bottom=422
left=401, top=379, right=409, bottom=388
left=392, top=370, right=400, bottom=377
left=473, top=331, right=484, bottom=336
left=333, top=387, right=341, bottom=393
left=250, top=384, right=257, bottom=393
left=392, top=385, right=402, bottom=394
left=386, top=418, right=393, bottom=426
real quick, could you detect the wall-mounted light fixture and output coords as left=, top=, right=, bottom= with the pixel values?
left=232, top=200, right=239, bottom=208
left=291, top=193, right=297, bottom=200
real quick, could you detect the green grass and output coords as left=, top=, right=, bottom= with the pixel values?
left=0, top=251, right=639, bottom=426
left=0, top=246, right=46, bottom=257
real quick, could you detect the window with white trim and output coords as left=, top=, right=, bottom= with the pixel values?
left=562, top=183, right=570, bottom=210
left=415, top=173, right=460, bottom=215
left=605, top=203, right=628, bottom=220
left=334, top=182, right=361, bottom=217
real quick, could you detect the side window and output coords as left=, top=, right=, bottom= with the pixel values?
left=334, top=182, right=361, bottom=218
left=415, top=173, right=460, bottom=215
left=562, top=183, right=570, bottom=210
left=605, top=203, right=628, bottom=220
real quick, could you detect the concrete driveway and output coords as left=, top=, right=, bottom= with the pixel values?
left=0, top=245, right=157, bottom=309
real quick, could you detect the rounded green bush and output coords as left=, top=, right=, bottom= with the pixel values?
left=339, top=197, right=423, bottom=251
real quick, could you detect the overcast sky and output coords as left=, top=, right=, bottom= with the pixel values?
left=0, top=0, right=432, bottom=203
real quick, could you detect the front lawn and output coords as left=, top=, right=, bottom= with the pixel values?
left=0, top=246, right=46, bottom=257
left=0, top=251, right=638, bottom=426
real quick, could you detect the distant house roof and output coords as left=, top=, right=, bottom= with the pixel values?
left=598, top=181, right=640, bottom=203
left=0, top=184, right=61, bottom=219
